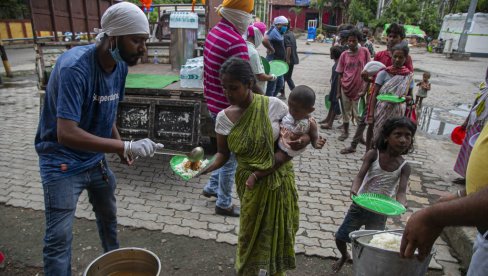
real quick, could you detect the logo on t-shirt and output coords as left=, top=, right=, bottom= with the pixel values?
left=92, top=92, right=119, bottom=104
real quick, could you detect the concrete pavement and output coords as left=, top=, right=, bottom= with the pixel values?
left=1, top=38, right=486, bottom=275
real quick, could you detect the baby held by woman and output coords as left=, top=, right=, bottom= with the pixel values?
left=246, top=85, right=326, bottom=188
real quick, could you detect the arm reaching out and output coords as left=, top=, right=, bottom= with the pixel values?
left=200, top=133, right=231, bottom=175
left=400, top=186, right=488, bottom=261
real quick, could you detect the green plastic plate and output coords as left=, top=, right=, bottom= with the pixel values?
left=324, top=94, right=331, bottom=110
left=358, top=96, right=366, bottom=116
left=261, top=56, right=270, bottom=74
left=170, top=155, right=214, bottom=181
left=352, top=193, right=406, bottom=216
left=376, top=94, right=405, bottom=103
left=269, top=60, right=289, bottom=77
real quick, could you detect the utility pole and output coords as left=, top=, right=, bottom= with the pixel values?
left=0, top=39, right=13, bottom=78
left=457, top=0, right=478, bottom=54
left=376, top=0, right=384, bottom=19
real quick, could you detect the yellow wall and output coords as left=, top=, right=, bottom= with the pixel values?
left=0, top=21, right=54, bottom=41
left=0, top=21, right=34, bottom=40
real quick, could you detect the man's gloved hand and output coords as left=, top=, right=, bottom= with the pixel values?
left=124, top=138, right=164, bottom=159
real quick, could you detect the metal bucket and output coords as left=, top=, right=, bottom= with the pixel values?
left=350, top=230, right=435, bottom=276
left=83, top=247, right=161, bottom=276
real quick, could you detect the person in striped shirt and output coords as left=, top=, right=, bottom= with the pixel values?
left=201, top=0, right=254, bottom=217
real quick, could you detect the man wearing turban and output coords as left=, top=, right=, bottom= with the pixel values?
left=35, top=2, right=162, bottom=274
left=201, top=0, right=255, bottom=218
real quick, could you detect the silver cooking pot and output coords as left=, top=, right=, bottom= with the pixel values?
left=83, top=247, right=161, bottom=276
left=350, top=230, right=435, bottom=276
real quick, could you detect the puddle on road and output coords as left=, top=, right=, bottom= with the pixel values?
left=448, top=103, right=471, bottom=117
left=418, top=106, right=457, bottom=136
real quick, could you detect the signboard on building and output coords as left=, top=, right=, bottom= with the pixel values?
left=295, top=0, right=310, bottom=5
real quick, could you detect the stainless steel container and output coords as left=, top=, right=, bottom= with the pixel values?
left=169, top=12, right=199, bottom=71
left=83, top=247, right=161, bottom=276
left=350, top=230, right=435, bottom=276
left=170, top=28, right=197, bottom=71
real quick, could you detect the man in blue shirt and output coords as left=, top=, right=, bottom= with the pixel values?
left=264, top=16, right=288, bottom=97
left=34, top=3, right=162, bottom=275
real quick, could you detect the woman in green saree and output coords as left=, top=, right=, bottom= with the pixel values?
left=201, top=58, right=309, bottom=275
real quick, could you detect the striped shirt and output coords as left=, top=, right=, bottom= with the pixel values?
left=203, top=18, right=249, bottom=115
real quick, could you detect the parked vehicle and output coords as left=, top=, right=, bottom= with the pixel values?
left=31, top=1, right=215, bottom=155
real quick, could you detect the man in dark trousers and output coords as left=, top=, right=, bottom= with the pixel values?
left=264, top=16, right=288, bottom=97
left=279, top=22, right=299, bottom=99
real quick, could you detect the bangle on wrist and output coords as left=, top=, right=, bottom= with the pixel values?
left=123, top=141, right=129, bottom=159
left=251, top=172, right=258, bottom=181
left=128, top=140, right=134, bottom=159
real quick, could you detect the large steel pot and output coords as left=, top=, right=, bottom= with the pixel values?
left=83, top=247, right=161, bottom=276
left=350, top=230, right=435, bottom=276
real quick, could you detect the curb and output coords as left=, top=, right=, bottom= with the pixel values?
left=1, top=69, right=36, bottom=78
left=442, top=226, right=476, bottom=270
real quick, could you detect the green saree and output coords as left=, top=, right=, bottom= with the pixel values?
left=228, top=94, right=299, bottom=276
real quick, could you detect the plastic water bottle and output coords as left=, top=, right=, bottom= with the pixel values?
left=180, top=65, right=188, bottom=88
left=153, top=50, right=159, bottom=64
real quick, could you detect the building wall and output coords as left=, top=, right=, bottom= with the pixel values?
left=269, top=5, right=331, bottom=31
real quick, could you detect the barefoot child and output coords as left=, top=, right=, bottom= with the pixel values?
left=415, top=71, right=431, bottom=108
left=333, top=117, right=416, bottom=272
left=246, top=85, right=326, bottom=188
left=320, top=46, right=344, bottom=130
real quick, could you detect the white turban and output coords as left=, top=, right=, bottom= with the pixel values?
left=94, top=2, right=150, bottom=42
left=273, top=16, right=288, bottom=25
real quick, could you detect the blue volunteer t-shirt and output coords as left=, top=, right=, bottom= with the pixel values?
left=35, top=44, right=128, bottom=184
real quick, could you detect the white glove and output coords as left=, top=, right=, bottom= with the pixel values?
left=124, top=138, right=164, bottom=159
left=270, top=74, right=277, bottom=81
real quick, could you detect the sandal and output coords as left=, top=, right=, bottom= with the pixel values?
left=340, top=147, right=356, bottom=154
left=452, top=178, right=466, bottom=185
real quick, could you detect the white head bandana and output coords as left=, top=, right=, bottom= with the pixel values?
left=94, top=2, right=150, bottom=42
left=217, top=6, right=252, bottom=35
left=273, top=16, right=288, bottom=25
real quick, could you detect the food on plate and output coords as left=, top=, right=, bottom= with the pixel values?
left=184, top=160, right=202, bottom=171
left=174, top=157, right=210, bottom=178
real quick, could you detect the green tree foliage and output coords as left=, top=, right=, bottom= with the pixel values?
left=452, top=0, right=488, bottom=13
left=0, top=0, right=29, bottom=19
left=347, top=0, right=376, bottom=24
left=374, top=0, right=442, bottom=37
